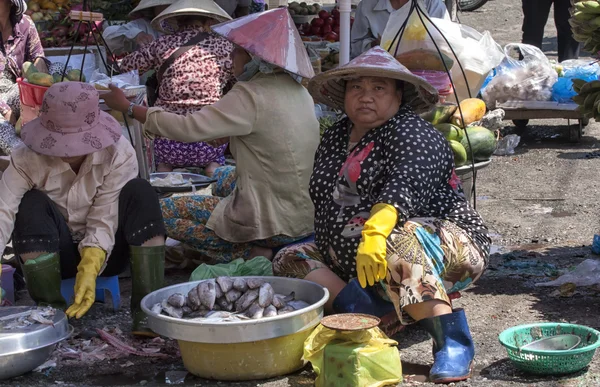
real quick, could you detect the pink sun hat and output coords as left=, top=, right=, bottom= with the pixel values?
left=20, top=82, right=123, bottom=158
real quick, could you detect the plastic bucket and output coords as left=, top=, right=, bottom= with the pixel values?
left=0, top=264, right=16, bottom=305
left=17, top=78, right=49, bottom=107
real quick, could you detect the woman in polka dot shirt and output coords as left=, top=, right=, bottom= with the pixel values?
left=273, top=47, right=491, bottom=384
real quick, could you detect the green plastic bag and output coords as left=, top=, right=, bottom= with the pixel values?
left=304, top=324, right=402, bottom=387
left=189, top=256, right=273, bottom=281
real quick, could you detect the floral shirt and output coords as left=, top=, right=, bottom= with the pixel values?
left=0, top=15, right=46, bottom=114
left=310, top=105, right=491, bottom=276
left=120, top=26, right=234, bottom=115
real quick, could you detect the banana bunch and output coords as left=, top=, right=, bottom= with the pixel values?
left=570, top=1, right=600, bottom=52
left=572, top=79, right=600, bottom=120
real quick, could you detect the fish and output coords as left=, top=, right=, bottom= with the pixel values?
left=287, top=300, right=310, bottom=311
left=161, top=300, right=183, bottom=319
left=235, top=289, right=259, bottom=312
left=217, top=298, right=233, bottom=312
left=203, top=311, right=251, bottom=322
left=216, top=276, right=233, bottom=293
left=215, top=283, right=224, bottom=299
left=246, top=302, right=264, bottom=319
left=198, top=281, right=216, bottom=310
left=246, top=278, right=264, bottom=289
left=167, top=293, right=186, bottom=308
left=272, top=295, right=286, bottom=309
left=258, top=283, right=274, bottom=308
left=277, top=305, right=295, bottom=315
left=233, top=278, right=248, bottom=292
left=225, top=289, right=242, bottom=303
left=182, top=306, right=192, bottom=315
left=187, top=285, right=202, bottom=310
left=264, top=305, right=277, bottom=317
left=151, top=303, right=163, bottom=314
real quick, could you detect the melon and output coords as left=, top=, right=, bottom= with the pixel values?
left=435, top=123, right=464, bottom=142
left=449, top=140, right=467, bottom=166
left=421, top=103, right=457, bottom=125
left=460, top=126, right=497, bottom=161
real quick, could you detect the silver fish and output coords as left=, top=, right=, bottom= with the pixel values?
left=233, top=278, right=248, bottom=292
left=235, top=289, right=259, bottom=312
left=225, top=289, right=242, bottom=303
left=182, top=306, right=192, bottom=315
left=215, top=283, right=224, bottom=299
left=287, top=300, right=310, bottom=311
left=246, top=278, right=264, bottom=289
left=203, top=311, right=251, bottom=322
left=161, top=300, right=183, bottom=319
left=264, top=305, right=277, bottom=317
left=198, top=280, right=216, bottom=310
left=187, top=310, right=210, bottom=319
left=277, top=305, right=295, bottom=315
left=151, top=303, right=163, bottom=314
left=258, top=283, right=274, bottom=308
left=167, top=293, right=186, bottom=308
left=272, top=295, right=286, bottom=309
left=217, top=298, right=233, bottom=311
left=216, top=276, right=233, bottom=293
left=187, top=285, right=202, bottom=310
left=30, top=309, right=54, bottom=325
left=246, top=302, right=264, bottom=319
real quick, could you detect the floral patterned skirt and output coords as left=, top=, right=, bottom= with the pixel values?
left=153, top=137, right=227, bottom=168
left=0, top=77, right=22, bottom=155
left=160, top=166, right=302, bottom=263
left=273, top=217, right=487, bottom=325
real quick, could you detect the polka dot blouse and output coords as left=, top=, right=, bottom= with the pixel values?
left=309, top=105, right=491, bottom=275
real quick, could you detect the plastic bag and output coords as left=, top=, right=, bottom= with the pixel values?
left=189, top=256, right=273, bottom=281
left=482, top=43, right=557, bottom=108
left=303, top=324, right=402, bottom=387
left=552, top=60, right=600, bottom=103
left=381, top=14, right=504, bottom=102
left=89, top=69, right=140, bottom=89
left=494, top=134, right=520, bottom=156
left=536, top=259, right=600, bottom=287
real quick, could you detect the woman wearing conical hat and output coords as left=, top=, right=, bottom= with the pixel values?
left=102, top=0, right=175, bottom=56
left=119, top=0, right=234, bottom=176
left=104, top=8, right=319, bottom=264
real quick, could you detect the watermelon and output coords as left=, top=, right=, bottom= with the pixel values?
left=449, top=140, right=467, bottom=166
left=435, top=123, right=464, bottom=142
left=460, top=126, right=497, bottom=161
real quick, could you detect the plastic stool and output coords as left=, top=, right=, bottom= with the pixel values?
left=272, top=234, right=315, bottom=256
left=60, top=275, right=121, bottom=311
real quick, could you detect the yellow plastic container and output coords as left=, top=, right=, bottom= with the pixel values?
left=178, top=327, right=314, bottom=381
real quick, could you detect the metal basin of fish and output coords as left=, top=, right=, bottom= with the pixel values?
left=521, top=334, right=581, bottom=351
left=141, top=277, right=329, bottom=381
left=0, top=306, right=73, bottom=380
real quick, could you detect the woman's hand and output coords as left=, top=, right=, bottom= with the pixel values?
left=134, top=32, right=154, bottom=47
left=102, top=84, right=130, bottom=114
left=3, top=108, right=16, bottom=125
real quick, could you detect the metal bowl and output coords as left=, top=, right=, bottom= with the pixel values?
left=0, top=307, right=73, bottom=380
left=141, top=277, right=329, bottom=380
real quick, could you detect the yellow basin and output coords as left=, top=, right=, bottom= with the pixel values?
left=178, top=327, right=315, bottom=381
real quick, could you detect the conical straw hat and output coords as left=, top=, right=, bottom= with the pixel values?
left=130, top=0, right=175, bottom=17
left=308, top=46, right=438, bottom=113
left=151, top=0, right=231, bottom=33
left=211, top=8, right=314, bottom=79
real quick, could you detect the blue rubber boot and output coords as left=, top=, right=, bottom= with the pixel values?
left=420, top=309, right=475, bottom=384
left=332, top=279, right=396, bottom=317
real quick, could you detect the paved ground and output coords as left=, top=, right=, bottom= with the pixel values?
left=4, top=0, right=600, bottom=386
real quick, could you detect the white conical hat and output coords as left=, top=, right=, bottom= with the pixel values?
left=151, top=0, right=231, bottom=33
left=211, top=8, right=314, bottom=79
left=129, top=0, right=175, bottom=17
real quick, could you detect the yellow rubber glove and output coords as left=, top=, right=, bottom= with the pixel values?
left=355, top=203, right=398, bottom=288
left=66, top=247, right=106, bottom=319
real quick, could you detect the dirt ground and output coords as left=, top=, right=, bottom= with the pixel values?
left=4, top=0, right=600, bottom=386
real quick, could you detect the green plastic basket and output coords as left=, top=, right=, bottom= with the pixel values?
left=498, top=323, right=600, bottom=375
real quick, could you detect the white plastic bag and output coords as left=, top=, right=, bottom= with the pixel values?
left=482, top=43, right=557, bottom=108
left=381, top=14, right=504, bottom=101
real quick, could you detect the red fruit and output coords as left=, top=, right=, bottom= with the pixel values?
left=310, top=25, right=321, bottom=35
left=318, top=10, right=329, bottom=19
left=325, top=17, right=334, bottom=26
left=333, top=17, right=340, bottom=27
left=302, top=22, right=311, bottom=31
left=312, top=17, right=324, bottom=27
left=324, top=32, right=338, bottom=42
left=322, top=25, right=332, bottom=35
left=333, top=25, right=340, bottom=34
left=332, top=8, right=340, bottom=18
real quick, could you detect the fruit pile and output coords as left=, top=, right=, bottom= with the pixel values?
left=569, top=1, right=600, bottom=53
left=422, top=98, right=497, bottom=166
left=23, top=61, right=85, bottom=87
left=288, top=1, right=321, bottom=16
left=571, top=79, right=600, bottom=120
left=37, top=6, right=103, bottom=48
left=26, top=0, right=67, bottom=22
left=296, top=6, right=353, bottom=42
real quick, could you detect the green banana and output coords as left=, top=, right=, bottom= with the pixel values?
left=582, top=0, right=600, bottom=12
left=583, top=91, right=598, bottom=110
left=574, top=10, right=597, bottom=20
left=594, top=95, right=600, bottom=113
left=573, top=95, right=586, bottom=105
left=579, top=80, right=600, bottom=96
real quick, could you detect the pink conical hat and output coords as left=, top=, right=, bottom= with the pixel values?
left=308, top=46, right=438, bottom=113
left=211, top=8, right=314, bottom=79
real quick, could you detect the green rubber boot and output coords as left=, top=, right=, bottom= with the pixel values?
left=130, top=245, right=165, bottom=337
left=22, top=253, right=67, bottom=309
